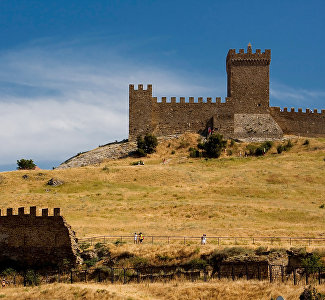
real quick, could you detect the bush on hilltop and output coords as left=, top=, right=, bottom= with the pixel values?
left=17, top=159, right=36, bottom=170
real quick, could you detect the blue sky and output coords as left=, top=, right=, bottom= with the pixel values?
left=0, top=0, right=324, bottom=171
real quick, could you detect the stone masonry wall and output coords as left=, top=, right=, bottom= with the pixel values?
left=0, top=206, right=80, bottom=269
left=152, top=97, right=234, bottom=138
left=270, top=107, right=325, bottom=137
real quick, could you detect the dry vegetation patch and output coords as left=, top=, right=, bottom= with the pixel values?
left=0, top=134, right=324, bottom=239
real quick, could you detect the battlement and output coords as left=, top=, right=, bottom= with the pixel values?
left=0, top=206, right=61, bottom=217
left=129, top=84, right=152, bottom=92
left=271, top=107, right=325, bottom=115
left=226, top=43, right=271, bottom=67
left=153, top=96, right=231, bottom=104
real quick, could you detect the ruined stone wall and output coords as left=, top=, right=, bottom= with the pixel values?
left=0, top=206, right=80, bottom=269
left=270, top=107, right=325, bottom=137
left=219, top=261, right=269, bottom=279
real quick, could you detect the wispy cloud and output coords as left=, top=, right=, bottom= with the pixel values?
left=270, top=81, right=325, bottom=109
left=0, top=39, right=224, bottom=168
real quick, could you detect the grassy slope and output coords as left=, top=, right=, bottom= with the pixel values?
left=1, top=281, right=325, bottom=300
left=0, top=134, right=325, bottom=238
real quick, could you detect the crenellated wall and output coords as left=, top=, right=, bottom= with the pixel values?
left=129, top=84, right=234, bottom=140
left=0, top=206, right=80, bottom=269
left=270, top=107, right=325, bottom=137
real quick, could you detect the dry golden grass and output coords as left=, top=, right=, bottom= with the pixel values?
left=1, top=280, right=325, bottom=299
left=0, top=134, right=325, bottom=240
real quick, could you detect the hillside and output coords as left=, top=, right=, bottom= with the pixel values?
left=1, top=134, right=325, bottom=239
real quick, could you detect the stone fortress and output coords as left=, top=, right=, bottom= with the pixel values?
left=129, top=44, right=325, bottom=141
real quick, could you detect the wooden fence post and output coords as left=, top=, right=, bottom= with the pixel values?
left=111, top=268, right=114, bottom=283
left=231, top=265, right=235, bottom=281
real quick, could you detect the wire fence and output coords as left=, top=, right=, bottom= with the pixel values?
left=1, top=265, right=325, bottom=287
left=78, top=235, right=325, bottom=247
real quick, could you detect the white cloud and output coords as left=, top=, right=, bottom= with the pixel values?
left=0, top=41, right=224, bottom=167
left=270, top=82, right=325, bottom=109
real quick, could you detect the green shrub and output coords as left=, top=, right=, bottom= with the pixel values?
left=277, top=145, right=284, bottom=154
left=1, top=268, right=16, bottom=276
left=84, top=257, right=98, bottom=268
left=246, top=144, right=258, bottom=156
left=303, top=139, right=310, bottom=146
left=302, top=253, right=323, bottom=273
left=136, top=134, right=158, bottom=156
left=95, top=242, right=103, bottom=249
left=277, top=140, right=293, bottom=154
left=113, top=239, right=126, bottom=246
left=199, top=134, right=227, bottom=158
left=300, top=285, right=325, bottom=300
left=178, top=139, right=190, bottom=149
left=320, top=204, right=325, bottom=209
left=171, top=150, right=175, bottom=154
left=186, top=258, right=207, bottom=270
left=285, top=140, right=293, bottom=150
left=156, top=254, right=172, bottom=262
left=246, top=141, right=273, bottom=156
left=189, top=147, right=202, bottom=158
left=230, top=139, right=236, bottom=147
left=130, top=257, right=150, bottom=268
left=25, top=270, right=40, bottom=286
left=255, top=246, right=268, bottom=255
left=80, top=243, right=91, bottom=251
left=17, top=159, right=36, bottom=170
left=131, top=160, right=144, bottom=166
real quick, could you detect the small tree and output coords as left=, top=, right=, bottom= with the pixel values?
left=301, top=253, right=323, bottom=273
left=17, top=159, right=36, bottom=170
left=200, top=133, right=227, bottom=158
left=136, top=134, right=158, bottom=156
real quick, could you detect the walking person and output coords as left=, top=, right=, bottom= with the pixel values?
left=201, top=234, right=207, bottom=245
left=139, top=232, right=144, bottom=244
left=134, top=232, right=138, bottom=244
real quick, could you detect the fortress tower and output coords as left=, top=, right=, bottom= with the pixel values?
left=226, top=43, right=271, bottom=114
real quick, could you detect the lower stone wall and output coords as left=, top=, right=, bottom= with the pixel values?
left=0, top=207, right=80, bottom=270
left=219, top=262, right=269, bottom=279
left=233, top=113, right=283, bottom=140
